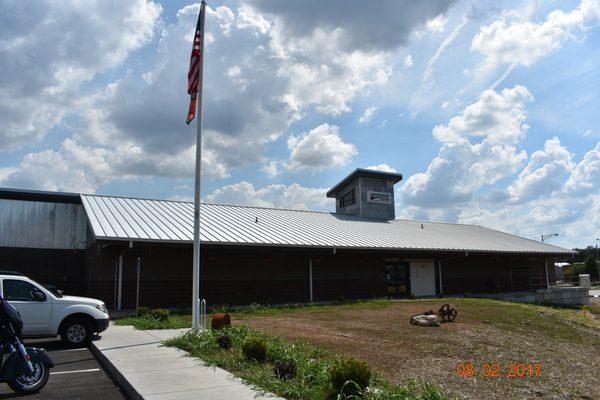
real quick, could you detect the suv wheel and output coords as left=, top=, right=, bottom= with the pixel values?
left=60, top=318, right=92, bottom=347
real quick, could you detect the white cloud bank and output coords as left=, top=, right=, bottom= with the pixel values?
left=401, top=84, right=600, bottom=247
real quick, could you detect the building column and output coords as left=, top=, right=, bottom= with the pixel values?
left=438, top=260, right=443, bottom=295
left=117, top=254, right=123, bottom=310
left=309, top=259, right=314, bottom=302
left=544, top=259, right=550, bottom=289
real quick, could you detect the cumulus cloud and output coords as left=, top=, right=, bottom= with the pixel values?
left=403, top=55, right=414, bottom=68
left=365, top=164, right=397, bottom=173
left=507, top=137, right=574, bottom=203
left=564, top=142, right=600, bottom=195
left=204, top=181, right=333, bottom=211
left=358, top=107, right=377, bottom=124
left=286, top=124, right=358, bottom=172
left=472, top=0, right=600, bottom=76
left=401, top=85, right=531, bottom=213
left=432, top=86, right=532, bottom=145
left=0, top=0, right=161, bottom=151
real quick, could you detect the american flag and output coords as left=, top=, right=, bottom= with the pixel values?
left=186, top=3, right=205, bottom=125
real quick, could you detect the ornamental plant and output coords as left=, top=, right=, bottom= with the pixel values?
left=329, top=358, right=371, bottom=395
left=242, top=336, right=267, bottom=362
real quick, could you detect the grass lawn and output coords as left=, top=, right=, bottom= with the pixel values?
left=115, top=298, right=600, bottom=399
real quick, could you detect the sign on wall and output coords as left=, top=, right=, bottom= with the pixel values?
left=367, top=191, right=391, bottom=204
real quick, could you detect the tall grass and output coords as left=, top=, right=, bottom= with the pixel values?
left=165, top=325, right=449, bottom=400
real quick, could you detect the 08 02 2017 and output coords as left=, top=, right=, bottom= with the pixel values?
left=456, top=363, right=542, bottom=378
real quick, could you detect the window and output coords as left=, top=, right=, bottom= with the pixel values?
left=2, top=280, right=46, bottom=302
left=339, top=189, right=356, bottom=208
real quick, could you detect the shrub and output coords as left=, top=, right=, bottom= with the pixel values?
left=330, top=358, right=371, bottom=395
left=273, top=359, right=297, bottom=381
left=408, top=293, right=416, bottom=300
left=137, top=306, right=150, bottom=317
left=216, top=334, right=232, bottom=350
left=151, top=308, right=170, bottom=321
left=242, top=336, right=267, bottom=362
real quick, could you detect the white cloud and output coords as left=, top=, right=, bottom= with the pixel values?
left=260, top=160, right=281, bottom=178
left=432, top=86, right=532, bottom=145
left=358, top=107, right=378, bottom=124
left=403, top=54, right=414, bottom=68
left=507, top=137, right=575, bottom=203
left=401, top=85, right=531, bottom=212
left=365, top=164, right=397, bottom=173
left=286, top=124, right=357, bottom=172
left=564, top=142, right=600, bottom=195
left=472, top=0, right=600, bottom=77
left=426, top=14, right=450, bottom=33
left=204, top=181, right=333, bottom=211
left=276, top=30, right=392, bottom=116
left=0, top=0, right=161, bottom=151
left=422, top=16, right=468, bottom=83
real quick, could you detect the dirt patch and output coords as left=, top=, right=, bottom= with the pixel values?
left=235, top=300, right=600, bottom=399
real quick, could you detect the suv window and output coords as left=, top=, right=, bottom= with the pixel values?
left=3, top=280, right=46, bottom=302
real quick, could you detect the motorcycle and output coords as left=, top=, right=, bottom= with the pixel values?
left=0, top=296, right=53, bottom=393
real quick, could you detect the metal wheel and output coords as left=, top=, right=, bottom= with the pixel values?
left=61, top=318, right=91, bottom=347
left=438, top=304, right=458, bottom=322
left=8, top=360, right=50, bottom=393
left=67, top=324, right=87, bottom=343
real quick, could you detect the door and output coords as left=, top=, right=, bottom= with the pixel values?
left=2, top=279, right=52, bottom=335
left=409, top=261, right=436, bottom=296
left=386, top=262, right=410, bottom=297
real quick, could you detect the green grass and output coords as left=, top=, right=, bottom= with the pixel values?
left=114, top=313, right=191, bottom=329
left=114, top=297, right=599, bottom=337
left=164, top=325, right=449, bottom=400
left=113, top=299, right=397, bottom=330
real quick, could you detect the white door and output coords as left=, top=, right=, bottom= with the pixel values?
left=409, top=261, right=436, bottom=296
left=2, top=278, right=52, bottom=335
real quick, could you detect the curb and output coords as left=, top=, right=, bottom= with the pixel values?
left=90, top=341, right=142, bottom=400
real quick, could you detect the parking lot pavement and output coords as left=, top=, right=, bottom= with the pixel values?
left=0, top=338, right=127, bottom=400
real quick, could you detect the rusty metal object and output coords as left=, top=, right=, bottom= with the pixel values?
left=211, top=313, right=231, bottom=330
left=438, top=304, right=457, bottom=322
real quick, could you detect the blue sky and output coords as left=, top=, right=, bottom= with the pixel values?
left=0, top=0, right=599, bottom=249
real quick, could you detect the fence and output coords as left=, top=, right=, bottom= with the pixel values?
left=529, top=274, right=591, bottom=290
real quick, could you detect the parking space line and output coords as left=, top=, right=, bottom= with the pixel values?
left=51, top=368, right=100, bottom=375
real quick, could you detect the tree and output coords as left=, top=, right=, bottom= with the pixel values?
left=584, top=256, right=599, bottom=280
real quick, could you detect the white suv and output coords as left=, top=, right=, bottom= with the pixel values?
left=0, top=272, right=109, bottom=346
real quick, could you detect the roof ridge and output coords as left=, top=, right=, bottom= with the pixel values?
left=392, top=218, right=479, bottom=227
left=81, top=193, right=332, bottom=215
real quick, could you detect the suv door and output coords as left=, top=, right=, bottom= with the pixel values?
left=1, top=279, right=51, bottom=335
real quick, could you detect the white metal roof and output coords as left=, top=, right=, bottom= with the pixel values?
left=80, top=194, right=573, bottom=254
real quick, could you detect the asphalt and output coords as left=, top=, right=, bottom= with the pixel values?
left=0, top=338, right=127, bottom=400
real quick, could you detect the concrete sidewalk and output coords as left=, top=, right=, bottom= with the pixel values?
left=91, top=324, right=284, bottom=400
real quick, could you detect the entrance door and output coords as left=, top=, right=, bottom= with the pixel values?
left=409, top=261, right=436, bottom=296
left=386, top=262, right=410, bottom=297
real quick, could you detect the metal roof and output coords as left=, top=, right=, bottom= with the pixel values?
left=326, top=168, right=403, bottom=197
left=80, top=194, right=573, bottom=254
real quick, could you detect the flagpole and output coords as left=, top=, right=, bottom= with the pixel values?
left=192, top=0, right=206, bottom=330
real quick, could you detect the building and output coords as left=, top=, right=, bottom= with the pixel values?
left=0, top=169, right=574, bottom=310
